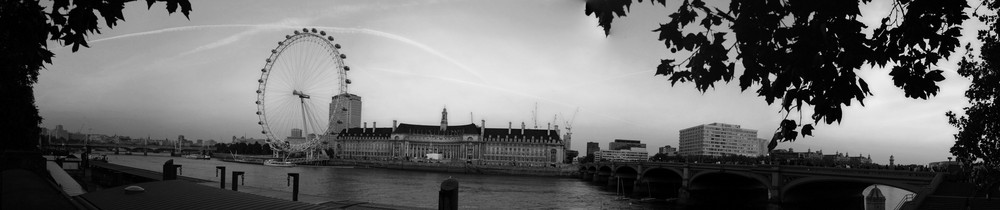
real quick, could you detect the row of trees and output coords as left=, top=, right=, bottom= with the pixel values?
left=585, top=0, right=998, bottom=188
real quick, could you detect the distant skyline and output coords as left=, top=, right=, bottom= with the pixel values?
left=35, top=0, right=986, bottom=165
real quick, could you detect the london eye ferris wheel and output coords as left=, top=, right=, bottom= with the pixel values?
left=255, top=28, right=351, bottom=154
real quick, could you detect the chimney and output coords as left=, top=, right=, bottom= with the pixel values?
left=364, top=122, right=367, bottom=131
left=508, top=122, right=512, bottom=135
left=373, top=122, right=376, bottom=132
left=547, top=123, right=551, bottom=136
left=521, top=122, right=525, bottom=134
left=392, top=120, right=398, bottom=132
left=481, top=119, right=486, bottom=136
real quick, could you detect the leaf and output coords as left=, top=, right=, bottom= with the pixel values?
left=802, top=124, right=814, bottom=137
left=927, top=70, right=945, bottom=82
left=859, top=78, right=870, bottom=94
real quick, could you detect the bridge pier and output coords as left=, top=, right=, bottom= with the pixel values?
left=593, top=173, right=609, bottom=184
left=606, top=175, right=618, bottom=191
left=581, top=171, right=592, bottom=181
left=677, top=187, right=691, bottom=205
left=633, top=179, right=649, bottom=198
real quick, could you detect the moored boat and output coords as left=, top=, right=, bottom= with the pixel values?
left=183, top=154, right=211, bottom=160
left=264, top=159, right=296, bottom=167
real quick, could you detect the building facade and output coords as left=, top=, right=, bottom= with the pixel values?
left=658, top=145, right=677, bottom=156
left=329, top=93, right=362, bottom=134
left=332, top=108, right=567, bottom=167
left=595, top=147, right=648, bottom=162
left=609, top=139, right=645, bottom=150
left=586, top=142, right=600, bottom=156
left=678, top=123, right=767, bottom=157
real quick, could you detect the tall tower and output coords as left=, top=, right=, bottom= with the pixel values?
left=329, top=93, right=362, bottom=134
left=865, top=186, right=886, bottom=210
left=440, top=107, right=448, bottom=131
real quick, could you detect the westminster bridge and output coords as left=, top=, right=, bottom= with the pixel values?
left=579, top=161, right=941, bottom=210
left=43, top=142, right=214, bottom=153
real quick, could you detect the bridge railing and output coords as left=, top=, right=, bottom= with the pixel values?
left=778, top=165, right=936, bottom=179
left=581, top=161, right=936, bottom=179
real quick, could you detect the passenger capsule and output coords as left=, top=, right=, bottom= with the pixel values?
left=311, top=28, right=317, bottom=33
left=256, top=111, right=261, bottom=115
left=266, top=58, right=272, bottom=63
left=302, top=28, right=308, bottom=32
left=271, top=49, right=277, bottom=53
left=340, top=54, right=347, bottom=59
left=345, top=79, right=352, bottom=84
left=334, top=44, right=341, bottom=49
left=262, top=131, right=267, bottom=134
left=328, top=36, right=334, bottom=41
left=342, top=107, right=348, bottom=111
left=337, top=120, right=344, bottom=124
left=258, top=121, right=263, bottom=125
left=278, top=41, right=283, bottom=45
left=294, top=31, right=299, bottom=35
left=261, top=68, right=267, bottom=72
left=343, top=66, right=350, bottom=71
left=256, top=90, right=262, bottom=93
left=285, top=35, right=291, bottom=39
left=256, top=100, right=261, bottom=104
left=258, top=79, right=263, bottom=83
left=320, top=31, right=326, bottom=35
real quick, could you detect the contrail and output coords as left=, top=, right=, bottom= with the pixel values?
left=81, top=24, right=646, bottom=128
left=84, top=24, right=490, bottom=83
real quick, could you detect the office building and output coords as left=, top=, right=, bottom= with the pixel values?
left=678, top=123, right=767, bottom=157
left=609, top=139, right=645, bottom=150
left=595, top=147, right=648, bottom=162
left=586, top=142, right=600, bottom=156
left=329, top=93, right=362, bottom=134
left=658, top=145, right=677, bottom=156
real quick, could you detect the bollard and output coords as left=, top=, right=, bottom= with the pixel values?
left=162, top=160, right=177, bottom=180
left=438, top=177, right=459, bottom=210
left=287, top=173, right=299, bottom=201
left=232, top=171, right=245, bottom=191
left=216, top=166, right=226, bottom=189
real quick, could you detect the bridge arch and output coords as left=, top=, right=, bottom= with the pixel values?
left=598, top=165, right=613, bottom=173
left=613, top=165, right=639, bottom=175
left=780, top=176, right=920, bottom=210
left=781, top=176, right=922, bottom=196
left=687, top=171, right=770, bottom=209
left=640, top=167, right=683, bottom=199
left=641, top=166, right=682, bottom=177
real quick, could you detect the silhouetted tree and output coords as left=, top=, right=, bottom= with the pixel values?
left=584, top=0, right=968, bottom=151
left=1, top=0, right=192, bottom=151
left=946, top=0, right=1000, bottom=190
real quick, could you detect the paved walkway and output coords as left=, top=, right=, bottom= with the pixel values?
left=195, top=182, right=429, bottom=209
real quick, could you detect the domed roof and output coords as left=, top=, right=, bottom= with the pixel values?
left=867, top=186, right=885, bottom=199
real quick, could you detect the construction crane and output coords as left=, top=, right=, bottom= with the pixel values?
left=557, top=108, right=580, bottom=149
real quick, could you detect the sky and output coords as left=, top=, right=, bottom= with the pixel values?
left=35, top=0, right=987, bottom=165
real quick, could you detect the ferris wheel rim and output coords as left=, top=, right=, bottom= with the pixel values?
left=255, top=29, right=349, bottom=153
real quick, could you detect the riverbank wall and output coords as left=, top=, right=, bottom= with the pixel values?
left=330, top=160, right=580, bottom=177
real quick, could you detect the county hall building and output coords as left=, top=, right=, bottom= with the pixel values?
left=330, top=108, right=567, bottom=167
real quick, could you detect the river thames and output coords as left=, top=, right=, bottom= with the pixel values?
left=106, top=154, right=667, bottom=209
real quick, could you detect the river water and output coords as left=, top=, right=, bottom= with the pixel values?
left=106, top=154, right=663, bottom=209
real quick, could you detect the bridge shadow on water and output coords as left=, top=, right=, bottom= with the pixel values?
left=582, top=163, right=922, bottom=210
left=686, top=172, right=769, bottom=210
